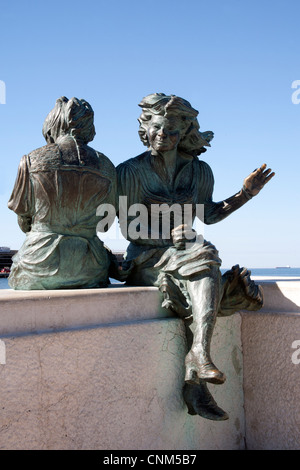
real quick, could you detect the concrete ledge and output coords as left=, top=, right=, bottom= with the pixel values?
left=0, top=286, right=244, bottom=450
left=1, top=278, right=299, bottom=337
left=0, top=279, right=299, bottom=450
left=239, top=279, right=300, bottom=450
left=248, top=279, right=300, bottom=316
left=0, top=285, right=171, bottom=337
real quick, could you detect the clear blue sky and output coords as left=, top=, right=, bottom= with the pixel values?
left=0, top=0, right=299, bottom=268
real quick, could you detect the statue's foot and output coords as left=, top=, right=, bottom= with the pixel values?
left=185, top=357, right=226, bottom=385
left=183, top=383, right=228, bottom=421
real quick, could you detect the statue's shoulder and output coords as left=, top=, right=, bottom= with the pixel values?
left=27, top=143, right=60, bottom=170
left=117, top=151, right=150, bottom=173
left=195, top=158, right=214, bottom=181
left=94, top=150, right=116, bottom=180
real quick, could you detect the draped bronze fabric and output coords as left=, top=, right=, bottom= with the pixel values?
left=8, top=137, right=116, bottom=289
left=117, top=150, right=263, bottom=316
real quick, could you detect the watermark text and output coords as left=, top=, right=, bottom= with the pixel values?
left=291, top=80, right=300, bottom=104
left=291, top=340, right=300, bottom=364
left=96, top=197, right=205, bottom=246
left=0, top=80, right=6, bottom=104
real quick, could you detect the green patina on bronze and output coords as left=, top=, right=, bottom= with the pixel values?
left=8, top=97, right=117, bottom=290
left=8, top=92, right=275, bottom=422
left=117, top=93, right=275, bottom=421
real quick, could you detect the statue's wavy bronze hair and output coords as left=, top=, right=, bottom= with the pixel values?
left=138, top=93, right=214, bottom=156
left=42, top=96, right=96, bottom=144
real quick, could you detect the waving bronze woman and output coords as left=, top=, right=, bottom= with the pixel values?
left=117, top=93, right=274, bottom=420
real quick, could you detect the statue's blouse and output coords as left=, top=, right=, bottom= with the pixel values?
left=8, top=137, right=116, bottom=289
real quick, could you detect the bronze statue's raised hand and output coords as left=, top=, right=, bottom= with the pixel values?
left=242, top=163, right=275, bottom=198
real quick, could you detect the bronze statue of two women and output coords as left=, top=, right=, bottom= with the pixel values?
left=8, top=93, right=274, bottom=421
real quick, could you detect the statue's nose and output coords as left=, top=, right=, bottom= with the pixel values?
left=158, top=127, right=167, bottom=136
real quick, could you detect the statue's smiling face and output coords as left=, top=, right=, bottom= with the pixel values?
left=147, top=116, right=182, bottom=152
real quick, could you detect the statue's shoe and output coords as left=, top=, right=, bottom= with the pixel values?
left=183, top=384, right=228, bottom=421
left=185, top=361, right=226, bottom=385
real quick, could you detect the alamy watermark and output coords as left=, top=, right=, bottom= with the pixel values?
left=0, top=80, right=6, bottom=104
left=96, top=197, right=205, bottom=246
left=0, top=340, right=6, bottom=365
left=291, top=340, right=300, bottom=365
left=291, top=80, right=300, bottom=104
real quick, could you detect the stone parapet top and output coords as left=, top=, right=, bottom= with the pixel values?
left=245, top=279, right=300, bottom=316
left=0, top=278, right=299, bottom=337
left=0, top=283, right=156, bottom=302
left=0, top=284, right=170, bottom=337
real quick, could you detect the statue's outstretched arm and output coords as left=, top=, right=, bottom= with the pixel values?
left=204, top=164, right=275, bottom=224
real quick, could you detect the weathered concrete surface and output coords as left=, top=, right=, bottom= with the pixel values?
left=241, top=281, right=300, bottom=450
left=0, top=286, right=171, bottom=336
left=2, top=279, right=299, bottom=450
left=0, top=286, right=244, bottom=450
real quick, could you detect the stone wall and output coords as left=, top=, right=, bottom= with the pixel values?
left=241, top=280, right=300, bottom=450
left=0, top=279, right=299, bottom=450
left=0, top=286, right=244, bottom=450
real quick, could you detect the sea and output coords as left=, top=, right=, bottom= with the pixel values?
left=1, top=267, right=300, bottom=290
